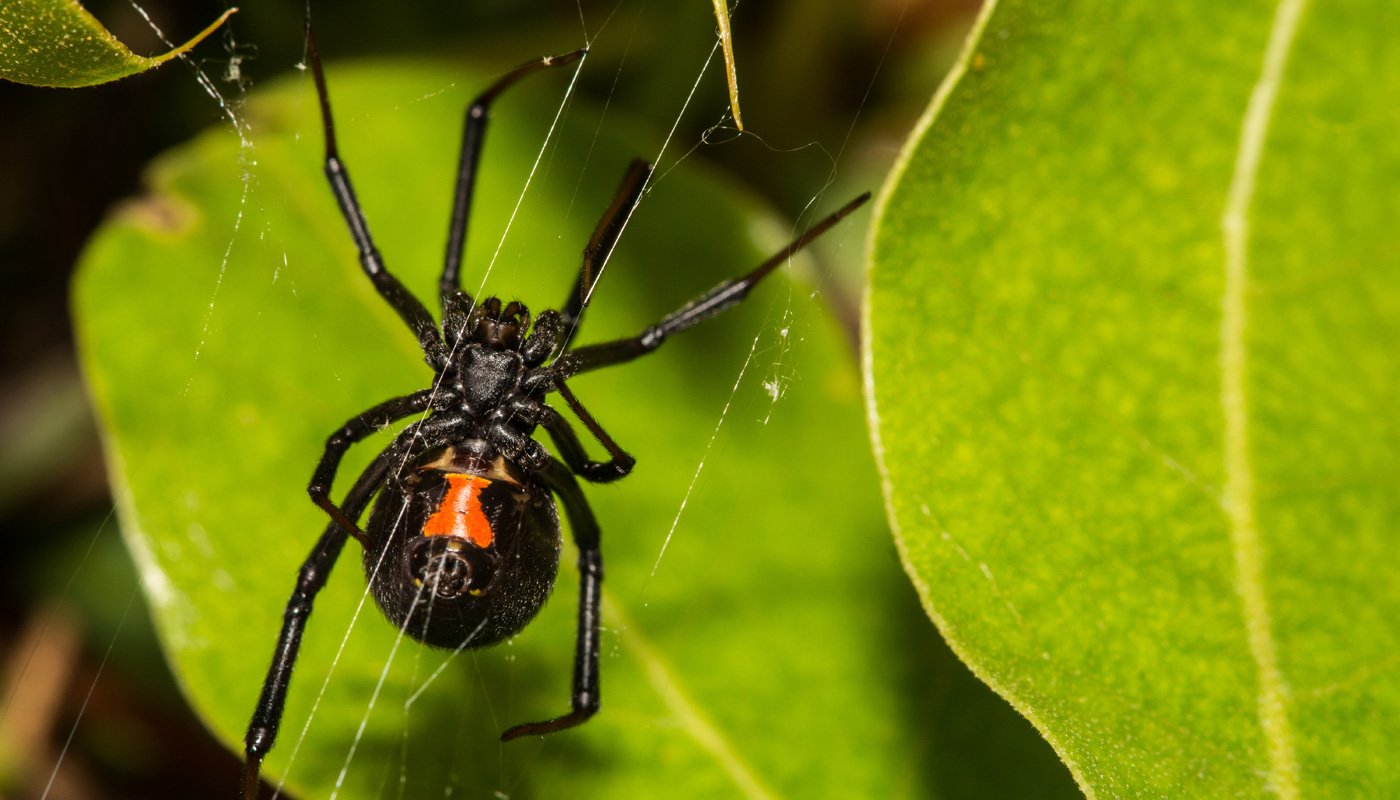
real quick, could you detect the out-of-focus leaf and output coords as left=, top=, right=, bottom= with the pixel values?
left=0, top=0, right=233, bottom=87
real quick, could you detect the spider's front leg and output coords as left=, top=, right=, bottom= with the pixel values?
left=439, top=52, right=586, bottom=308
left=551, top=191, right=874, bottom=379
left=557, top=159, right=652, bottom=348
left=500, top=458, right=604, bottom=740
left=305, top=27, right=448, bottom=367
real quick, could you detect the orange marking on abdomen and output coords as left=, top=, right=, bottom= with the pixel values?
left=422, top=474, right=494, bottom=548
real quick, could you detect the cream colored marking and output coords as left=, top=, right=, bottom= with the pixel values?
left=416, top=447, right=523, bottom=486
left=1221, top=0, right=1308, bottom=796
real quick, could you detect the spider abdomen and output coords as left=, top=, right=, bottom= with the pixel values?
left=362, top=457, right=561, bottom=649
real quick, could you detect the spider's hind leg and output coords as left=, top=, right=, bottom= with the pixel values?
left=242, top=412, right=462, bottom=800
left=500, top=458, right=603, bottom=741
left=306, top=390, right=435, bottom=545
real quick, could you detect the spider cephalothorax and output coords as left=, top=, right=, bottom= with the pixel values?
left=239, top=26, right=867, bottom=800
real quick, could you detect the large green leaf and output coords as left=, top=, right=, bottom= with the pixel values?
left=867, top=0, right=1398, bottom=797
left=0, top=0, right=233, bottom=87
left=75, top=60, right=1075, bottom=798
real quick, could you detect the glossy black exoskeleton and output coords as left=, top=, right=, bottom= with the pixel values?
left=363, top=445, right=561, bottom=649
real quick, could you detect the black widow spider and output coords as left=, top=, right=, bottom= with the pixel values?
left=240, top=28, right=868, bottom=799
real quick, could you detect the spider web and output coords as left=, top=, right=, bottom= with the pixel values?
left=24, top=0, right=905, bottom=797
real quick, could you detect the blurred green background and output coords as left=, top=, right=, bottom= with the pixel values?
left=0, top=1, right=982, bottom=797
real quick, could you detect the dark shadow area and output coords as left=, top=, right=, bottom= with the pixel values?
left=881, top=556, right=1082, bottom=799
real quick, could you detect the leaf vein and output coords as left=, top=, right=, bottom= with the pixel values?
left=607, top=597, right=780, bottom=800
left=1220, top=0, right=1309, bottom=796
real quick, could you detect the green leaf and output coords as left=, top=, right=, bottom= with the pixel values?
left=75, top=60, right=1075, bottom=798
left=0, top=0, right=233, bottom=87
left=867, top=0, right=1399, bottom=797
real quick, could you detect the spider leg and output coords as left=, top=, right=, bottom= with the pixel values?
left=241, top=522, right=353, bottom=800
left=305, top=26, right=447, bottom=366
left=242, top=413, right=462, bottom=800
left=500, top=458, right=603, bottom=741
left=555, top=191, right=871, bottom=377
left=440, top=50, right=588, bottom=310
left=307, top=389, right=435, bottom=547
left=520, top=309, right=565, bottom=367
left=557, top=160, right=652, bottom=350
left=540, top=382, right=634, bottom=482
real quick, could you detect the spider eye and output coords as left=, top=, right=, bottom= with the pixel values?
left=407, top=537, right=498, bottom=599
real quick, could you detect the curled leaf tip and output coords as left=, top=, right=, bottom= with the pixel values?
left=0, top=1, right=238, bottom=88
